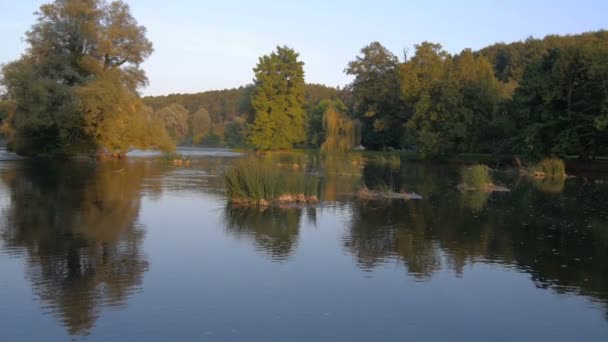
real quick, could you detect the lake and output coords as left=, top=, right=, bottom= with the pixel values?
left=0, top=148, right=607, bottom=341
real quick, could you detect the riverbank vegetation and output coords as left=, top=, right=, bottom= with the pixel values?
left=1, top=1, right=607, bottom=164
left=142, top=31, right=608, bottom=164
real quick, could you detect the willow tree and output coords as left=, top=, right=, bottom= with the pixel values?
left=320, top=100, right=360, bottom=152
left=248, top=46, right=306, bottom=150
left=190, top=107, right=211, bottom=145
left=0, top=0, right=173, bottom=156
left=155, top=103, right=189, bottom=144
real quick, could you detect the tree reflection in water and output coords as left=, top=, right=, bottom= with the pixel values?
left=0, top=160, right=163, bottom=336
left=223, top=204, right=313, bottom=261
left=344, top=167, right=608, bottom=316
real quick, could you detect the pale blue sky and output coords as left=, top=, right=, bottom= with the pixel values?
left=1, top=0, right=606, bottom=96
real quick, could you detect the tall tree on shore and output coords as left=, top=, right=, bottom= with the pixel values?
left=248, top=46, right=306, bottom=150
left=0, top=0, right=172, bottom=156
left=345, top=42, right=404, bottom=149
left=511, top=41, right=608, bottom=159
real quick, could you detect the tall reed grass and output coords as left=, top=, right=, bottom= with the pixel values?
left=533, top=158, right=566, bottom=178
left=224, top=160, right=320, bottom=203
left=460, top=164, right=494, bottom=190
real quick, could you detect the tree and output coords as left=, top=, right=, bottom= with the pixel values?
left=345, top=42, right=404, bottom=149
left=511, top=41, right=608, bottom=159
left=190, top=107, right=211, bottom=145
left=399, top=43, right=501, bottom=157
left=155, top=103, right=189, bottom=144
left=399, top=42, right=453, bottom=156
left=248, top=46, right=306, bottom=150
left=0, top=0, right=171, bottom=156
left=224, top=116, right=247, bottom=147
left=318, top=99, right=360, bottom=152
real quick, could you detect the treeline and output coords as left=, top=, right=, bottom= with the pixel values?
left=1, top=0, right=606, bottom=159
left=141, top=83, right=342, bottom=147
left=348, top=31, right=608, bottom=159
left=142, top=30, right=608, bottom=159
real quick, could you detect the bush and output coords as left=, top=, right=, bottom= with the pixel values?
left=460, top=164, right=493, bottom=190
left=534, top=158, right=566, bottom=178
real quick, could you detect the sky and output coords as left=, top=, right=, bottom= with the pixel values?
left=1, top=0, right=607, bottom=96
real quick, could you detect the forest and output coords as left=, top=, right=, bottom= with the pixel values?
left=143, top=31, right=608, bottom=160
left=1, top=0, right=607, bottom=160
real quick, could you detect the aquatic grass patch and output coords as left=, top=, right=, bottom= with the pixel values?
left=356, top=178, right=422, bottom=200
left=532, top=158, right=567, bottom=179
left=460, top=164, right=493, bottom=190
left=162, top=151, right=183, bottom=161
left=459, top=164, right=508, bottom=192
left=224, top=160, right=321, bottom=205
left=162, top=151, right=191, bottom=166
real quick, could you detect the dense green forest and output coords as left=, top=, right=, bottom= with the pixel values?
left=1, top=0, right=607, bottom=160
left=144, top=31, right=608, bottom=159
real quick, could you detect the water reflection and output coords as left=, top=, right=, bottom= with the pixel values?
left=343, top=168, right=608, bottom=312
left=0, top=150, right=607, bottom=340
left=220, top=154, right=608, bottom=315
left=0, top=160, right=161, bottom=335
left=224, top=204, right=316, bottom=261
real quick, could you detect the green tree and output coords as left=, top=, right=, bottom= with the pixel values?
left=224, top=117, right=247, bottom=147
left=399, top=42, right=453, bottom=156
left=399, top=43, right=501, bottom=157
left=511, top=41, right=608, bottom=159
left=248, top=46, right=306, bottom=150
left=0, top=0, right=170, bottom=156
left=345, top=42, right=404, bottom=149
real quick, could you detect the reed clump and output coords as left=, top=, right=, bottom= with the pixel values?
left=459, top=164, right=508, bottom=192
left=224, top=160, right=320, bottom=206
left=532, top=158, right=567, bottom=179
left=163, top=152, right=191, bottom=166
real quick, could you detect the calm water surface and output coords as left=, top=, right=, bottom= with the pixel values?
left=1, top=148, right=607, bottom=341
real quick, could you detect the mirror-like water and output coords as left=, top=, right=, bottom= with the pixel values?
left=0, top=148, right=607, bottom=341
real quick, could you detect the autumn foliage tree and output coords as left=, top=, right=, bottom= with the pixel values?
left=0, top=0, right=173, bottom=156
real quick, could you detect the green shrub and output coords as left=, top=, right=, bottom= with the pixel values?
left=460, top=164, right=493, bottom=190
left=534, top=158, right=566, bottom=178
